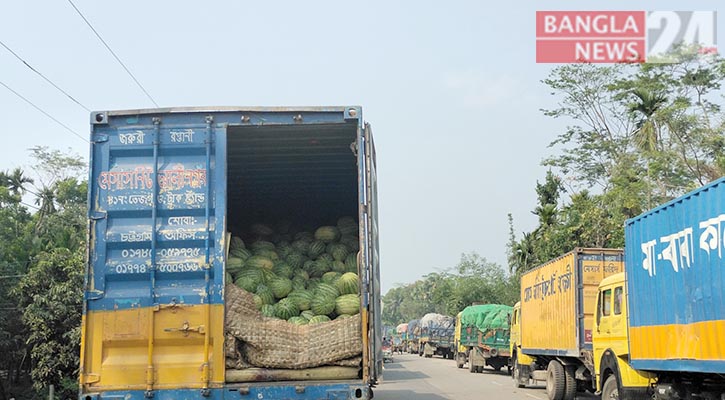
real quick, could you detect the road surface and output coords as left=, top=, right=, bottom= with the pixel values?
left=374, top=353, right=597, bottom=400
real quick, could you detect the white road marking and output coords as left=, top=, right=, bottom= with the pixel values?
left=491, top=381, right=502, bottom=386
left=525, top=393, right=544, bottom=400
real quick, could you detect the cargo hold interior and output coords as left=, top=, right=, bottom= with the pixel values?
left=226, top=123, right=359, bottom=233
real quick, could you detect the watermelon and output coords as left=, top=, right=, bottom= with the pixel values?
left=336, top=272, right=359, bottom=295
left=292, top=240, right=311, bottom=254
left=253, top=249, right=279, bottom=261
left=237, top=267, right=264, bottom=281
left=293, top=269, right=309, bottom=281
left=335, top=294, right=360, bottom=315
left=344, top=253, right=358, bottom=273
left=308, top=315, right=331, bottom=324
left=234, top=276, right=259, bottom=292
left=340, top=235, right=359, bottom=252
left=321, top=271, right=341, bottom=285
left=227, top=257, right=244, bottom=274
left=315, top=226, right=340, bottom=243
left=309, top=260, right=330, bottom=278
left=250, top=240, right=275, bottom=251
left=275, top=298, right=300, bottom=320
left=255, top=285, right=275, bottom=305
left=273, top=261, right=293, bottom=278
left=331, top=260, right=346, bottom=273
left=327, top=243, right=349, bottom=261
left=306, top=278, right=321, bottom=291
left=317, top=253, right=333, bottom=263
left=230, top=236, right=245, bottom=250
left=287, top=290, right=313, bottom=311
left=261, top=304, right=276, bottom=318
left=291, top=277, right=306, bottom=291
left=311, top=296, right=336, bottom=316
left=286, top=252, right=306, bottom=269
left=301, top=310, right=314, bottom=321
left=308, top=241, right=326, bottom=258
left=336, top=314, right=352, bottom=320
left=269, top=277, right=293, bottom=299
left=288, top=316, right=308, bottom=325
left=225, top=272, right=233, bottom=284
left=337, top=216, right=357, bottom=236
left=251, top=224, right=275, bottom=237
left=260, top=268, right=277, bottom=284
left=314, top=283, right=339, bottom=299
left=294, top=231, right=314, bottom=242
left=253, top=295, right=264, bottom=310
left=246, top=255, right=274, bottom=270
left=230, top=248, right=251, bottom=260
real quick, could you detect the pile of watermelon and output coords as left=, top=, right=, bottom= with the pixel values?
left=226, top=216, right=361, bottom=324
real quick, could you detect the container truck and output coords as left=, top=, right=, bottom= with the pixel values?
left=419, top=313, right=455, bottom=359
left=80, top=106, right=381, bottom=400
left=457, top=304, right=512, bottom=373
left=509, top=248, right=623, bottom=399
left=593, top=178, right=725, bottom=399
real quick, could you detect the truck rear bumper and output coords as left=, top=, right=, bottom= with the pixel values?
left=82, top=382, right=371, bottom=400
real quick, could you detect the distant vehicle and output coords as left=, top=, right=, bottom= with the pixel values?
left=419, top=313, right=455, bottom=359
left=382, top=338, right=394, bottom=363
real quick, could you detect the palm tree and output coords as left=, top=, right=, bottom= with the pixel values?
left=6, top=168, right=34, bottom=196
left=628, top=88, right=668, bottom=152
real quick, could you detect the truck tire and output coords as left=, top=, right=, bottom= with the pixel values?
left=546, top=360, right=566, bottom=400
left=601, top=375, right=618, bottom=400
left=456, top=353, right=465, bottom=369
left=512, top=355, right=526, bottom=388
left=563, top=365, right=576, bottom=400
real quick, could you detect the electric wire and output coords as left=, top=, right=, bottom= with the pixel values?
left=0, top=40, right=90, bottom=112
left=66, top=0, right=159, bottom=107
left=0, top=79, right=89, bottom=143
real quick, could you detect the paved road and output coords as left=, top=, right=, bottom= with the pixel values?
left=374, top=353, right=597, bottom=400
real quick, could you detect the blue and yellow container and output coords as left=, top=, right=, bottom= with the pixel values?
left=81, top=107, right=381, bottom=400
left=625, top=177, right=725, bottom=374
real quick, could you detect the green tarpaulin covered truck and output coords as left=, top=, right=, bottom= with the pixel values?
left=455, top=304, right=512, bottom=373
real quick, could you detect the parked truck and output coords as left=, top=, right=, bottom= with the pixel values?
left=593, top=178, right=725, bottom=399
left=454, top=312, right=467, bottom=368
left=510, top=248, right=624, bottom=399
left=80, top=107, right=381, bottom=400
left=407, top=319, right=421, bottom=354
left=456, top=304, right=512, bottom=373
left=419, top=313, right=455, bottom=359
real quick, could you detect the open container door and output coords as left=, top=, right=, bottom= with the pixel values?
left=361, top=122, right=382, bottom=383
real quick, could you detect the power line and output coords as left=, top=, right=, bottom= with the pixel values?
left=66, top=0, right=160, bottom=107
left=0, top=79, right=89, bottom=143
left=0, top=40, right=90, bottom=112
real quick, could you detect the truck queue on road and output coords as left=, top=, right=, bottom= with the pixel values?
left=398, top=177, right=725, bottom=400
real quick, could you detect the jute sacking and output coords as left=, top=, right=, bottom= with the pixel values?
left=225, top=284, right=363, bottom=369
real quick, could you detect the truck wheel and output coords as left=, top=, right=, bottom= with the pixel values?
left=456, top=353, right=465, bottom=369
left=601, top=375, right=618, bottom=400
left=563, top=365, right=576, bottom=400
left=512, top=355, right=526, bottom=388
left=546, top=360, right=566, bottom=400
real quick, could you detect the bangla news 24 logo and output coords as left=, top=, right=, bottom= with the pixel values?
left=536, top=11, right=718, bottom=63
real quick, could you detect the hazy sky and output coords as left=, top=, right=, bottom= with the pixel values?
left=1, top=1, right=722, bottom=293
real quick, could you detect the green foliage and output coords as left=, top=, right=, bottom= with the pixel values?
left=510, top=51, right=725, bottom=278
left=0, top=148, right=87, bottom=400
left=14, top=249, right=84, bottom=400
left=382, top=253, right=518, bottom=326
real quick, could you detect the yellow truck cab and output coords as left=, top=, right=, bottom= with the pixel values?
left=454, top=312, right=467, bottom=368
left=509, top=301, right=535, bottom=388
left=593, top=272, right=653, bottom=399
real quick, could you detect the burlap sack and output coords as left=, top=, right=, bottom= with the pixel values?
left=225, top=284, right=363, bottom=369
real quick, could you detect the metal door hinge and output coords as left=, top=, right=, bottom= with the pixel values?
left=82, top=373, right=100, bottom=384
left=164, top=321, right=205, bottom=336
